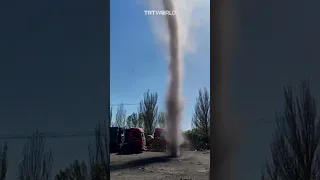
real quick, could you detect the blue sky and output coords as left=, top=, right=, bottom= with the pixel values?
left=110, top=1, right=210, bottom=131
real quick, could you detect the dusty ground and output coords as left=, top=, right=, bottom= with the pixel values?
left=110, top=150, right=210, bottom=180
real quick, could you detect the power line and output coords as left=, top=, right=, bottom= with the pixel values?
left=0, top=132, right=96, bottom=140
left=0, top=120, right=276, bottom=140
left=110, top=103, right=139, bottom=106
left=110, top=100, right=196, bottom=107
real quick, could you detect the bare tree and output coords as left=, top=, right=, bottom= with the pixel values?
left=55, top=160, right=88, bottom=180
left=126, top=113, right=138, bottom=128
left=191, top=87, right=210, bottom=149
left=88, top=121, right=109, bottom=180
left=157, top=111, right=166, bottom=128
left=110, top=122, right=116, bottom=127
left=126, top=116, right=133, bottom=128
left=261, top=81, right=320, bottom=180
left=137, top=113, right=144, bottom=128
left=115, top=104, right=126, bottom=128
left=18, top=130, right=53, bottom=180
left=138, top=90, right=159, bottom=135
left=0, top=141, right=8, bottom=180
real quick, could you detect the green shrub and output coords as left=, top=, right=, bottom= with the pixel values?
left=183, top=128, right=208, bottom=150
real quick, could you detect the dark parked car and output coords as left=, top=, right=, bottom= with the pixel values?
left=110, top=127, right=124, bottom=153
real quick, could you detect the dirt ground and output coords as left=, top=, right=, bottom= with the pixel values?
left=110, top=150, right=210, bottom=180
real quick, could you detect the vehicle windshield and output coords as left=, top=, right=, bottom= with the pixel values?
left=131, top=131, right=142, bottom=138
left=154, top=130, right=165, bottom=138
left=159, top=131, right=165, bottom=138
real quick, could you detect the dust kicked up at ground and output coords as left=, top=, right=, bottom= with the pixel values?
left=110, top=150, right=210, bottom=180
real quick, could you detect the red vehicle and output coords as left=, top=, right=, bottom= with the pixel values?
left=153, top=128, right=167, bottom=151
left=120, top=128, right=146, bottom=153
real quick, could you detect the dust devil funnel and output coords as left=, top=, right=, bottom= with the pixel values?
left=162, top=0, right=183, bottom=158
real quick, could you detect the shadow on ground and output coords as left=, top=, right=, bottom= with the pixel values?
left=110, top=155, right=172, bottom=172
left=116, top=150, right=143, bottom=155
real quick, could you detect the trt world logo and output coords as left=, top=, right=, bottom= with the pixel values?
left=144, top=10, right=176, bottom=16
